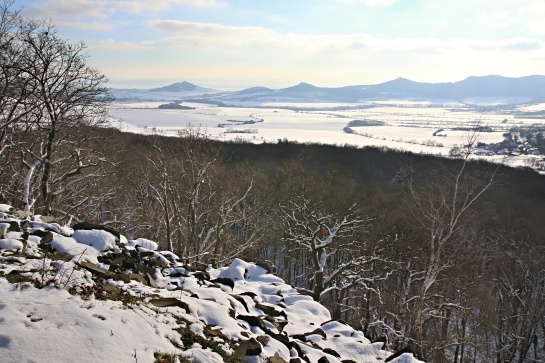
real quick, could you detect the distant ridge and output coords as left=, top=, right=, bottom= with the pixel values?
left=150, top=81, right=198, bottom=92
left=282, top=82, right=319, bottom=92
left=448, top=75, right=545, bottom=99
left=110, top=75, right=545, bottom=104
left=231, top=86, right=273, bottom=95
left=373, top=75, right=545, bottom=101
left=218, top=75, right=545, bottom=105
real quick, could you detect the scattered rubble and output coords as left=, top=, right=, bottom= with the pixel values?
left=0, top=206, right=421, bottom=363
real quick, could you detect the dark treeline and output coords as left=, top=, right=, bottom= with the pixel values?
left=2, top=1, right=545, bottom=361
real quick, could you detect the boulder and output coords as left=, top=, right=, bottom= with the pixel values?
left=7, top=221, right=21, bottom=232
left=385, top=346, right=414, bottom=362
left=73, top=222, right=120, bottom=239
left=234, top=338, right=262, bottom=357
left=237, top=314, right=268, bottom=331
left=240, top=291, right=257, bottom=299
left=257, top=302, right=287, bottom=318
left=268, top=352, right=289, bottom=363
left=211, top=277, right=235, bottom=290
left=265, top=330, right=291, bottom=348
left=145, top=273, right=159, bottom=288
left=191, top=271, right=210, bottom=285
left=149, top=297, right=189, bottom=312
left=78, top=261, right=109, bottom=275
left=230, top=294, right=250, bottom=313
left=323, top=348, right=341, bottom=358
left=264, top=316, right=288, bottom=332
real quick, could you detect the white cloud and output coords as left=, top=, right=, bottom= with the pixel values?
left=56, top=21, right=116, bottom=31
left=111, top=0, right=220, bottom=13
left=148, top=20, right=271, bottom=38
left=86, top=19, right=538, bottom=62
left=469, top=38, right=542, bottom=52
left=481, top=12, right=512, bottom=28
left=518, top=2, right=545, bottom=14
left=95, top=39, right=155, bottom=50
left=527, top=19, right=545, bottom=35
left=24, top=0, right=220, bottom=20
left=147, top=20, right=448, bottom=55
left=337, top=0, right=397, bottom=7
left=512, top=2, right=545, bottom=35
left=25, top=0, right=110, bottom=20
left=86, top=19, right=545, bottom=87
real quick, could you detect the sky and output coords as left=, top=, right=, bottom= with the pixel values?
left=18, top=0, right=545, bottom=90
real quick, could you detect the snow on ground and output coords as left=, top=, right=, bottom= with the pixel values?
left=108, top=101, right=542, bottom=159
left=0, top=279, right=179, bottom=363
left=366, top=99, right=464, bottom=106
left=111, top=101, right=167, bottom=109
left=460, top=96, right=533, bottom=105
left=259, top=102, right=362, bottom=108
left=518, top=103, right=545, bottom=112
left=348, top=125, right=506, bottom=151
left=0, top=208, right=422, bottom=363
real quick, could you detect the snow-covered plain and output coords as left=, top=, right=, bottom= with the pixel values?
left=0, top=206, right=421, bottom=363
left=109, top=101, right=545, bottom=165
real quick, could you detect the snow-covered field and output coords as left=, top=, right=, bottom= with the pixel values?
left=108, top=101, right=545, bottom=165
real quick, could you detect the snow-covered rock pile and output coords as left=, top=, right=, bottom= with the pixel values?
left=0, top=204, right=421, bottom=363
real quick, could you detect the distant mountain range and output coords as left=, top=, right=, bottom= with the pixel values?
left=110, top=75, right=545, bottom=105
left=368, top=75, right=545, bottom=102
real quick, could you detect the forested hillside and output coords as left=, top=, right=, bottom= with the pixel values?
left=2, top=2, right=545, bottom=362
left=4, top=118, right=545, bottom=361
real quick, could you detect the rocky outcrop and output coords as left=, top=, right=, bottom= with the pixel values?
left=0, top=206, right=421, bottom=363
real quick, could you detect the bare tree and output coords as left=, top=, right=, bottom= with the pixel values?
left=0, top=0, right=35, bottom=134
left=0, top=1, right=41, bottom=196
left=142, top=130, right=264, bottom=265
left=402, top=132, right=501, bottom=358
left=0, top=4, right=111, bottom=216
left=280, top=193, right=389, bottom=320
left=19, top=25, right=110, bottom=215
left=482, top=239, right=545, bottom=363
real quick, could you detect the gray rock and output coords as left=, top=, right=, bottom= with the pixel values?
left=78, top=261, right=109, bottom=275
left=268, top=352, right=288, bottom=363
left=237, top=314, right=267, bottom=331
left=149, top=297, right=189, bottom=312
left=234, top=338, right=262, bottom=357
left=145, top=273, right=159, bottom=288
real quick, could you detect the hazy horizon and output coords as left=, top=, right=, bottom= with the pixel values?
left=106, top=74, right=545, bottom=92
left=21, top=0, right=545, bottom=90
